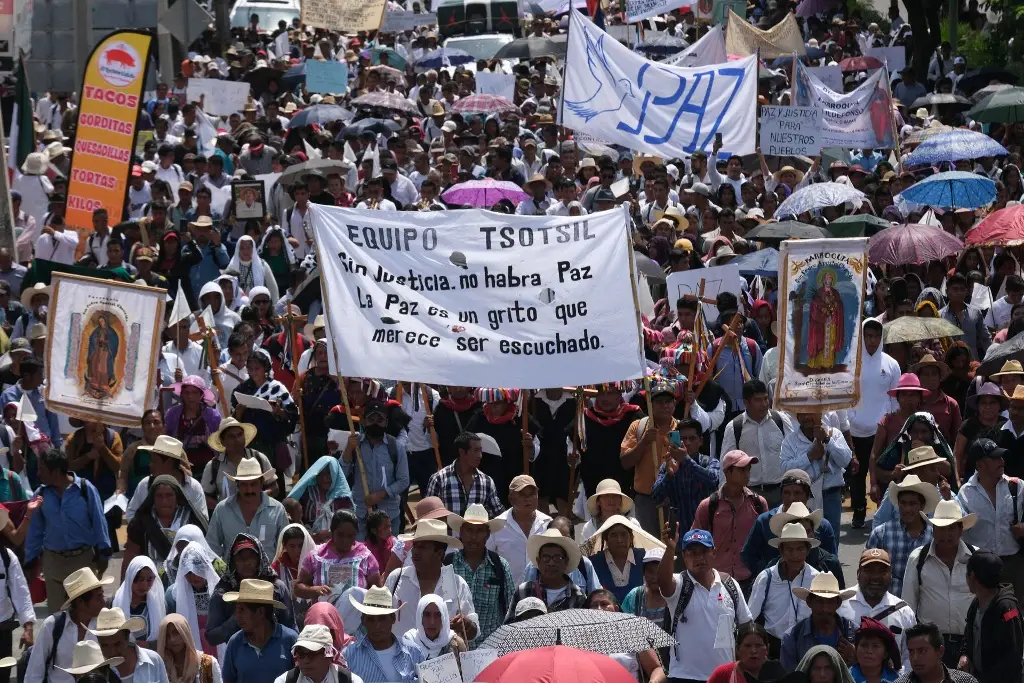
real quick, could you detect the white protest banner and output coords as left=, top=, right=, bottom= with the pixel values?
left=272, top=32, right=290, bottom=60
left=381, top=9, right=437, bottom=31
left=311, top=205, right=645, bottom=387
left=805, top=65, right=843, bottom=92
left=793, top=61, right=896, bottom=150
left=186, top=78, right=249, bottom=116
left=666, top=263, right=742, bottom=321
left=561, top=10, right=758, bottom=158
left=417, top=653, right=461, bottom=683
left=46, top=273, right=166, bottom=426
left=627, top=0, right=692, bottom=25
left=759, top=105, right=822, bottom=157
left=476, top=72, right=516, bottom=101
left=775, top=238, right=869, bottom=411
left=460, top=649, right=499, bottom=683
left=865, top=46, right=905, bottom=74
left=725, top=10, right=805, bottom=58
left=302, top=0, right=387, bottom=33
left=663, top=25, right=726, bottom=67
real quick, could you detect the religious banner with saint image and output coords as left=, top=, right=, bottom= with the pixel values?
left=45, top=273, right=166, bottom=426
left=775, top=238, right=868, bottom=411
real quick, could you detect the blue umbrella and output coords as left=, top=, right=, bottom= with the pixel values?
left=900, top=170, right=996, bottom=209
left=776, top=182, right=867, bottom=218
left=282, top=63, right=306, bottom=90
left=903, top=129, right=1008, bottom=167
left=415, top=48, right=475, bottom=69
left=286, top=104, right=355, bottom=129
left=732, top=248, right=779, bottom=277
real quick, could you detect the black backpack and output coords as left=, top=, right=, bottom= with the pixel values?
left=17, top=610, right=67, bottom=683
left=670, top=571, right=741, bottom=634
left=444, top=550, right=508, bottom=617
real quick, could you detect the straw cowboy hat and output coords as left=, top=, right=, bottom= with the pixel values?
left=20, top=282, right=50, bottom=310
left=991, top=360, right=1024, bottom=378
left=768, top=522, right=821, bottom=549
left=88, top=607, right=147, bottom=638
left=398, top=517, right=463, bottom=549
left=57, top=641, right=123, bottom=676
left=773, top=165, right=805, bottom=184
left=208, top=417, right=258, bottom=452
left=138, top=435, right=188, bottom=462
left=448, top=503, right=506, bottom=533
left=708, top=245, right=738, bottom=266
left=791, top=572, right=856, bottom=602
left=21, top=152, right=50, bottom=175
left=910, top=354, right=950, bottom=380
left=225, top=457, right=268, bottom=483
left=60, top=567, right=114, bottom=610
left=188, top=216, right=214, bottom=229
left=769, top=502, right=823, bottom=536
left=887, top=473, right=941, bottom=513
left=925, top=499, right=978, bottom=529
left=224, top=578, right=285, bottom=609
left=587, top=515, right=665, bottom=553
left=1012, top=385, right=1024, bottom=402
left=901, top=445, right=946, bottom=473
left=350, top=585, right=401, bottom=616
left=526, top=528, right=582, bottom=569
left=586, top=479, right=635, bottom=517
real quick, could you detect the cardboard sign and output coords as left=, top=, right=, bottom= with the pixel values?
left=306, top=60, right=349, bottom=94
left=759, top=105, right=822, bottom=157
left=186, top=77, right=249, bottom=115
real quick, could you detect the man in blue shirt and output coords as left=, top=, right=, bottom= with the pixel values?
left=343, top=585, right=424, bottom=683
left=222, top=579, right=298, bottom=683
left=184, top=217, right=229, bottom=306
left=0, top=356, right=61, bottom=485
left=25, top=448, right=111, bottom=614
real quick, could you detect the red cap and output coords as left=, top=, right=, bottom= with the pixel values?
left=131, top=165, right=143, bottom=177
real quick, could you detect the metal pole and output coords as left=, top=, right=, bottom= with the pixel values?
left=215, top=0, right=231, bottom=51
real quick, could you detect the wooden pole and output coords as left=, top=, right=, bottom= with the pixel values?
left=521, top=390, right=531, bottom=475
left=194, top=316, right=230, bottom=418
left=286, top=310, right=311, bottom=473
left=567, top=387, right=583, bottom=506
left=692, top=313, right=743, bottom=399
left=337, top=375, right=373, bottom=507
left=420, top=384, right=443, bottom=470
left=683, top=279, right=706, bottom=418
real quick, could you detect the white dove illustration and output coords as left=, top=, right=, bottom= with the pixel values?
left=565, top=29, right=635, bottom=122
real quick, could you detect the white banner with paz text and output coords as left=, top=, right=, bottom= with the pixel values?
left=561, top=9, right=758, bottom=158
left=312, top=205, right=645, bottom=387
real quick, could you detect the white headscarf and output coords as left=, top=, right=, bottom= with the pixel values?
left=113, top=556, right=167, bottom=641
left=217, top=274, right=244, bottom=311
left=401, top=594, right=452, bottom=659
left=173, top=541, right=220, bottom=652
left=226, top=235, right=266, bottom=291
left=273, top=523, right=315, bottom=577
left=164, top=524, right=216, bottom=582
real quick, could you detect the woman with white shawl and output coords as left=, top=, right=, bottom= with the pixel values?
left=114, top=556, right=168, bottom=647
left=224, top=235, right=279, bottom=302
left=163, top=524, right=223, bottom=586
left=401, top=594, right=466, bottom=662
left=165, top=541, right=222, bottom=658
left=271, top=523, right=315, bottom=626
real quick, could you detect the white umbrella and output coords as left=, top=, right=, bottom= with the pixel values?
left=776, top=182, right=866, bottom=218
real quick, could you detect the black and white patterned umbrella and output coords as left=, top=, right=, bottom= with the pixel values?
left=481, top=609, right=675, bottom=656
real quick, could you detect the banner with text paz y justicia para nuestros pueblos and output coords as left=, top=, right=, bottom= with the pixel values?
left=65, top=30, right=153, bottom=258
left=311, top=205, right=646, bottom=388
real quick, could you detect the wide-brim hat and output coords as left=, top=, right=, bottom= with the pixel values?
left=773, top=165, right=805, bottom=184
left=991, top=360, right=1024, bottom=378
left=526, top=172, right=551, bottom=189
left=587, top=515, right=665, bottom=553
left=56, top=642, right=123, bottom=676
left=224, top=456, right=267, bottom=483
left=20, top=282, right=50, bottom=309
left=88, top=607, right=147, bottom=637
left=189, top=216, right=214, bottom=229
left=709, top=245, right=738, bottom=266
left=60, top=567, right=114, bottom=610
left=527, top=528, right=582, bottom=569
left=138, top=434, right=188, bottom=462
left=449, top=503, right=506, bottom=533
left=769, top=501, right=823, bottom=536
left=224, top=578, right=285, bottom=609
left=902, top=445, right=946, bottom=472
left=768, top=521, right=821, bottom=549
left=887, top=473, right=941, bottom=513
left=208, top=417, right=258, bottom=452
left=792, top=572, right=856, bottom=602
left=910, top=354, right=950, bottom=380
left=397, top=517, right=462, bottom=549
left=586, top=479, right=635, bottom=517
left=887, top=372, right=931, bottom=397
left=350, top=585, right=401, bottom=615
left=967, top=382, right=1009, bottom=411
left=925, top=498, right=978, bottom=529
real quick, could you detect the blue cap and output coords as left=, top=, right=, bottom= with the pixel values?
left=682, top=529, right=715, bottom=549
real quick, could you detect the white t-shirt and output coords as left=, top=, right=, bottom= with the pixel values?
left=376, top=642, right=402, bottom=682
left=128, top=183, right=153, bottom=219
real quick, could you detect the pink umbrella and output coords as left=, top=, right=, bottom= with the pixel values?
left=867, top=223, right=965, bottom=265
left=441, top=178, right=530, bottom=208
left=450, top=94, right=519, bottom=116
left=964, top=204, right=1024, bottom=246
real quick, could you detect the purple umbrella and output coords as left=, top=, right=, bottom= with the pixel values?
left=441, top=178, right=530, bottom=208
left=867, top=223, right=964, bottom=266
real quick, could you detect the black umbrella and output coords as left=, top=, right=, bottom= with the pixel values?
left=636, top=33, right=688, bottom=57
left=245, top=66, right=284, bottom=97
left=343, top=118, right=401, bottom=136
left=281, top=63, right=306, bottom=90
left=494, top=36, right=567, bottom=60
left=956, top=68, right=1018, bottom=95
left=634, top=252, right=666, bottom=283
left=280, top=158, right=355, bottom=186
left=978, top=330, right=1024, bottom=377
left=286, top=104, right=355, bottom=129
left=482, top=609, right=676, bottom=656
left=745, top=220, right=832, bottom=241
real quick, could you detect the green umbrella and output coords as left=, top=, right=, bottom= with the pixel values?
left=882, top=317, right=963, bottom=344
left=827, top=214, right=892, bottom=238
left=965, top=87, right=1024, bottom=123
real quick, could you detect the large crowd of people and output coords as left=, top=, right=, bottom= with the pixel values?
left=1, top=2, right=1024, bottom=683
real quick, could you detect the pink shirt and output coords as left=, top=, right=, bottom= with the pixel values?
left=691, top=488, right=768, bottom=581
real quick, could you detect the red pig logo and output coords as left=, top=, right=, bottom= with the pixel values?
left=105, top=48, right=136, bottom=69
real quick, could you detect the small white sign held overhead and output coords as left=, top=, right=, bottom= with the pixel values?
left=759, top=105, right=822, bottom=157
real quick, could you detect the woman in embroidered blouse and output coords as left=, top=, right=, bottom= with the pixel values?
left=294, top=509, right=380, bottom=602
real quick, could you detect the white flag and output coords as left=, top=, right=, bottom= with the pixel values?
left=561, top=10, right=757, bottom=158
left=663, top=25, right=727, bottom=68
left=168, top=285, right=192, bottom=327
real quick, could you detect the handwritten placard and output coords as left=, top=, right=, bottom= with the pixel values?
left=186, top=78, right=249, bottom=116
left=805, top=65, right=843, bottom=92
left=301, top=0, right=387, bottom=33
left=460, top=648, right=499, bottom=683
left=417, top=653, right=461, bottom=683
left=306, top=60, right=349, bottom=94
left=759, top=105, right=822, bottom=157
left=475, top=72, right=515, bottom=101
left=381, top=10, right=437, bottom=31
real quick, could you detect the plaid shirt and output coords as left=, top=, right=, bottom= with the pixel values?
left=867, top=520, right=933, bottom=597
left=425, top=462, right=504, bottom=518
left=448, top=550, right=516, bottom=646
left=650, top=456, right=722, bottom=532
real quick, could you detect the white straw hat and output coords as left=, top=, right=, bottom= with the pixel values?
left=56, top=641, right=123, bottom=676
left=791, top=572, right=856, bottom=602
left=887, top=474, right=941, bottom=513
left=448, top=503, right=505, bottom=533
left=60, top=567, right=114, bottom=610
left=586, top=479, right=634, bottom=517
left=350, top=585, right=401, bottom=616
left=225, top=457, right=268, bottom=483
left=88, top=607, right=147, bottom=637
left=769, top=502, right=823, bottom=536
left=526, top=528, right=582, bottom=569
left=768, top=522, right=821, bottom=549
left=397, top=517, right=462, bottom=548
left=924, top=499, right=978, bottom=529
left=138, top=435, right=188, bottom=462
left=223, top=578, right=285, bottom=609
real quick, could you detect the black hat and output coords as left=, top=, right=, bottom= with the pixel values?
left=364, top=400, right=388, bottom=418
left=968, top=438, right=1008, bottom=462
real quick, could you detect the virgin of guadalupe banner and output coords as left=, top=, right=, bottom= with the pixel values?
left=45, top=273, right=166, bottom=426
left=775, top=238, right=869, bottom=411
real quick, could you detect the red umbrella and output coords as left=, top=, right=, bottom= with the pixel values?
left=839, top=56, right=883, bottom=72
left=476, top=646, right=636, bottom=683
left=867, top=223, right=964, bottom=265
left=965, top=204, right=1024, bottom=246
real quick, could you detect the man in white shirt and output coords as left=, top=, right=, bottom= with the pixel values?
left=91, top=608, right=169, bottom=683
left=0, top=506, right=34, bottom=652
left=719, top=380, right=794, bottom=508
left=384, top=519, right=478, bottom=639
left=355, top=178, right=397, bottom=211
left=34, top=209, right=79, bottom=265
left=988, top=275, right=1023, bottom=329
left=390, top=383, right=440, bottom=496
left=902, top=499, right=978, bottom=668
left=839, top=549, right=917, bottom=666
left=487, top=475, right=552, bottom=584
left=380, top=160, right=417, bottom=208
left=748, top=523, right=819, bottom=644
left=515, top=175, right=551, bottom=215
left=162, top=316, right=207, bottom=380
left=283, top=182, right=314, bottom=260
left=657, top=528, right=752, bottom=682
left=83, top=209, right=113, bottom=266
left=127, top=167, right=152, bottom=219
left=25, top=567, right=107, bottom=683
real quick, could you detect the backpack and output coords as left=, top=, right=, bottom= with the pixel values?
left=670, top=571, right=741, bottom=635
left=913, top=540, right=977, bottom=614
left=17, top=610, right=67, bottom=683
left=706, top=490, right=766, bottom=530
left=444, top=550, right=508, bottom=617
left=731, top=411, right=785, bottom=444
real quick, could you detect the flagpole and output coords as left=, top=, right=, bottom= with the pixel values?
left=882, top=62, right=904, bottom=175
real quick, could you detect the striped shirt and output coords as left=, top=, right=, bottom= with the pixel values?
left=424, top=463, right=504, bottom=518
left=342, top=636, right=423, bottom=683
